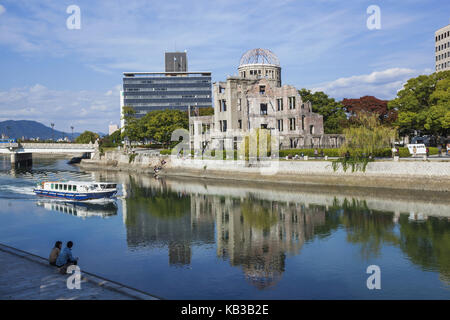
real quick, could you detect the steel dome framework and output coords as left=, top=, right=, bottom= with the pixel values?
left=239, top=48, right=280, bottom=67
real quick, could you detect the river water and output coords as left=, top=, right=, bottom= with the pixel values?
left=0, top=155, right=449, bottom=299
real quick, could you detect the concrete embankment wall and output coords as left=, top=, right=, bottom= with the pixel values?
left=81, top=151, right=161, bottom=173
left=79, top=151, right=450, bottom=192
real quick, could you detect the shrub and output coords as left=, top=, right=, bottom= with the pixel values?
left=278, top=147, right=435, bottom=158
left=428, top=147, right=438, bottom=155
left=160, top=149, right=172, bottom=155
left=128, top=153, right=137, bottom=163
left=136, top=144, right=164, bottom=149
left=279, top=148, right=342, bottom=158
left=331, top=157, right=373, bottom=172
left=398, top=147, right=410, bottom=157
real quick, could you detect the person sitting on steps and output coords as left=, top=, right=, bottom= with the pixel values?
left=56, top=241, right=79, bottom=273
left=48, top=241, right=62, bottom=266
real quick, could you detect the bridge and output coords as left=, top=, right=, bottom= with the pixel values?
left=0, top=142, right=98, bottom=168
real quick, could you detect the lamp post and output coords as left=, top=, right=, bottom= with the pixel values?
left=50, top=123, right=55, bottom=141
left=71, top=126, right=74, bottom=142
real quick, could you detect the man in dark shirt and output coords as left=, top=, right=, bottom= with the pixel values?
left=56, top=241, right=78, bottom=272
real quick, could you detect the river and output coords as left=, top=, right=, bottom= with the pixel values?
left=0, top=155, right=449, bottom=299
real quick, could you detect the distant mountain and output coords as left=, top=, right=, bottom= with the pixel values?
left=0, top=120, right=82, bottom=140
left=97, top=132, right=107, bottom=137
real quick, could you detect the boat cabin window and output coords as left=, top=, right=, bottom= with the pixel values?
left=73, top=185, right=77, bottom=191
left=68, top=185, right=72, bottom=191
left=51, top=183, right=54, bottom=189
left=64, top=184, right=67, bottom=191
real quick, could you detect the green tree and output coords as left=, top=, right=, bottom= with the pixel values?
left=299, top=89, right=347, bottom=133
left=388, top=70, right=450, bottom=136
left=141, top=109, right=188, bottom=147
left=429, top=77, right=450, bottom=132
left=198, top=107, right=214, bottom=116
left=75, top=130, right=99, bottom=144
left=331, top=113, right=397, bottom=172
left=101, top=129, right=122, bottom=147
left=121, top=106, right=146, bottom=143
left=341, top=112, right=397, bottom=157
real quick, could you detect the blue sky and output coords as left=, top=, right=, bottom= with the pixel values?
left=0, top=0, right=449, bottom=132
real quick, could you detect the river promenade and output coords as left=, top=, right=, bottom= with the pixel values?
left=79, top=151, right=450, bottom=192
left=0, top=243, right=160, bottom=300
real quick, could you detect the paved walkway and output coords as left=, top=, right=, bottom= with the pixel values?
left=0, top=244, right=160, bottom=300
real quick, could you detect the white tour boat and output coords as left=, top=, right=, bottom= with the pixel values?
left=33, top=181, right=117, bottom=201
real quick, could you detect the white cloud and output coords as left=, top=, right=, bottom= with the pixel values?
left=0, top=0, right=390, bottom=75
left=0, top=84, right=120, bottom=132
left=0, top=5, right=6, bottom=15
left=311, top=68, right=433, bottom=100
left=0, top=0, right=441, bottom=129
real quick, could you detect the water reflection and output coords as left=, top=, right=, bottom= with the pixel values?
left=123, top=177, right=215, bottom=267
left=329, top=198, right=400, bottom=260
left=212, top=197, right=326, bottom=289
left=36, top=200, right=118, bottom=218
left=119, top=176, right=450, bottom=289
left=398, top=215, right=450, bottom=284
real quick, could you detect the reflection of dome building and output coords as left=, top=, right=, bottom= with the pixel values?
left=238, top=48, right=281, bottom=87
left=208, top=195, right=326, bottom=290
left=244, top=268, right=284, bottom=290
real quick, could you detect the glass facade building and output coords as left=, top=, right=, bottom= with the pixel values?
left=121, top=72, right=212, bottom=122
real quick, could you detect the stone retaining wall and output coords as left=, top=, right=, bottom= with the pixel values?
left=79, top=151, right=450, bottom=192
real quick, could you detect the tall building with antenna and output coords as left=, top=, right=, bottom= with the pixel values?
left=120, top=51, right=212, bottom=128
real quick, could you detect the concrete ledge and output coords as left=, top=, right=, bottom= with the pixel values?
left=79, top=152, right=450, bottom=192
left=0, top=243, right=161, bottom=300
left=160, top=167, right=450, bottom=192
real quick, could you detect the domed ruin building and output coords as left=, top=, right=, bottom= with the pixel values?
left=189, top=48, right=343, bottom=151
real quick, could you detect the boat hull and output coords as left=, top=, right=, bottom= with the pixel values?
left=33, top=189, right=116, bottom=201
